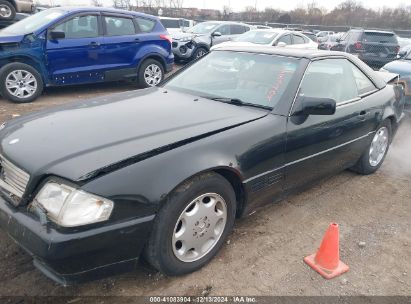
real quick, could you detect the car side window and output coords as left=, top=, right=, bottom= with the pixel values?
left=230, top=25, right=245, bottom=35
left=298, top=59, right=359, bottom=104
left=53, top=15, right=99, bottom=39
left=277, top=34, right=292, bottom=45
left=348, top=62, right=377, bottom=95
left=104, top=16, right=135, bottom=36
left=135, top=17, right=155, bottom=33
left=217, top=24, right=231, bottom=35
left=293, top=34, right=305, bottom=44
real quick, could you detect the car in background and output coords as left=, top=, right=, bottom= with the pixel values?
left=331, top=29, right=400, bottom=69
left=316, top=31, right=334, bottom=38
left=0, top=7, right=173, bottom=103
left=159, top=16, right=194, bottom=34
left=212, top=29, right=318, bottom=51
left=255, top=25, right=271, bottom=29
left=302, top=31, right=318, bottom=43
left=0, top=0, right=32, bottom=20
left=318, top=33, right=344, bottom=50
left=0, top=47, right=404, bottom=284
left=171, top=21, right=253, bottom=61
left=380, top=49, right=411, bottom=113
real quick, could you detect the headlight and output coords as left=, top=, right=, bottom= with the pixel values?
left=34, top=182, right=114, bottom=227
left=179, top=36, right=194, bottom=42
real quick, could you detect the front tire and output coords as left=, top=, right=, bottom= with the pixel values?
left=352, top=120, right=391, bottom=175
left=137, top=59, right=164, bottom=88
left=144, top=173, right=236, bottom=276
left=0, top=63, right=44, bottom=103
left=192, top=47, right=208, bottom=60
left=0, top=1, right=16, bottom=20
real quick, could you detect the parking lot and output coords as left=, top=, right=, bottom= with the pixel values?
left=0, top=77, right=409, bottom=297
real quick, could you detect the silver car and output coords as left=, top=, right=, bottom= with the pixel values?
left=171, top=21, right=254, bottom=61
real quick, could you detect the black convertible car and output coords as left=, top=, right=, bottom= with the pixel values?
left=0, top=47, right=405, bottom=285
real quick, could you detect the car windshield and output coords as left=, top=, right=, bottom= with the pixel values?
left=160, top=19, right=180, bottom=29
left=164, top=51, right=299, bottom=109
left=234, top=31, right=278, bottom=44
left=0, top=9, right=65, bottom=35
left=186, top=22, right=219, bottom=34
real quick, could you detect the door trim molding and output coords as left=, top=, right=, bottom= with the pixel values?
left=243, top=131, right=374, bottom=184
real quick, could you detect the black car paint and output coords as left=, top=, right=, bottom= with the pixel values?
left=331, top=30, right=400, bottom=69
left=0, top=48, right=404, bottom=284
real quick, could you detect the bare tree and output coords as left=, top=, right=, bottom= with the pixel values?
left=91, top=0, right=103, bottom=7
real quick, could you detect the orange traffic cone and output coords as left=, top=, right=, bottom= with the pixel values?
left=304, top=223, right=349, bottom=279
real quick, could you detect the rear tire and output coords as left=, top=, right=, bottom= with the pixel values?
left=137, top=59, right=164, bottom=88
left=144, top=173, right=236, bottom=276
left=0, top=1, right=16, bottom=20
left=0, top=63, right=43, bottom=103
left=351, top=120, right=391, bottom=175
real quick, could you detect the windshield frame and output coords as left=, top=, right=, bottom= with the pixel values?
left=0, top=8, right=67, bottom=36
left=162, top=50, right=303, bottom=112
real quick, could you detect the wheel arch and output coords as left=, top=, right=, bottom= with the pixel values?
left=160, top=166, right=247, bottom=219
left=136, top=53, right=167, bottom=73
left=2, top=56, right=47, bottom=84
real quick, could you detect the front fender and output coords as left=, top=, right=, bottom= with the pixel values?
left=80, top=115, right=285, bottom=221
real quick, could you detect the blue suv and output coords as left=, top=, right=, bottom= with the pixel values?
left=0, top=7, right=174, bottom=103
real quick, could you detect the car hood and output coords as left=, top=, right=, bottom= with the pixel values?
left=382, top=59, right=411, bottom=77
left=0, top=88, right=268, bottom=182
left=172, top=31, right=206, bottom=39
left=0, top=32, right=25, bottom=44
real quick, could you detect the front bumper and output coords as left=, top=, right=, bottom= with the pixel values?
left=172, top=39, right=196, bottom=60
left=0, top=196, right=154, bottom=285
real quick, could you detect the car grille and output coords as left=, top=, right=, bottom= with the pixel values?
left=0, top=155, right=30, bottom=200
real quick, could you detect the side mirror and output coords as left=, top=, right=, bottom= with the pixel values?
left=212, top=31, right=222, bottom=37
left=277, top=41, right=287, bottom=47
left=49, top=30, right=65, bottom=40
left=295, top=96, right=336, bottom=116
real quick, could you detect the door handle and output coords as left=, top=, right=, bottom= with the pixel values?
left=358, top=110, right=369, bottom=120
left=134, top=38, right=140, bottom=42
left=89, top=41, right=100, bottom=47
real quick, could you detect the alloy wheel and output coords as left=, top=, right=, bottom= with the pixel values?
left=0, top=5, right=12, bottom=18
left=172, top=193, right=227, bottom=262
left=144, top=64, right=162, bottom=86
left=5, top=70, right=38, bottom=99
left=369, top=126, right=389, bottom=167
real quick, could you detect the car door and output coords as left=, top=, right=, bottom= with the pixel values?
left=100, top=14, right=141, bottom=78
left=46, top=13, right=105, bottom=85
left=284, top=58, right=379, bottom=192
left=211, top=24, right=231, bottom=45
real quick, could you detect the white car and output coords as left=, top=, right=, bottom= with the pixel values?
left=159, top=17, right=194, bottom=34
left=212, top=29, right=318, bottom=51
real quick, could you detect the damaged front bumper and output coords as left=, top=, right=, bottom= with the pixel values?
left=172, top=39, right=197, bottom=60
left=0, top=196, right=154, bottom=285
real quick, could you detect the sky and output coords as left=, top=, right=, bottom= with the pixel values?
left=42, top=0, right=409, bottom=12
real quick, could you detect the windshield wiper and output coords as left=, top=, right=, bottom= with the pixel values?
left=206, top=97, right=272, bottom=110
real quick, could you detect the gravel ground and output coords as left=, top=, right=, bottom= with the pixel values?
left=0, top=78, right=409, bottom=297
